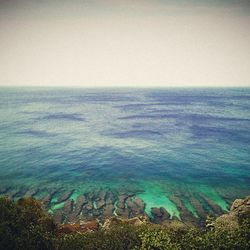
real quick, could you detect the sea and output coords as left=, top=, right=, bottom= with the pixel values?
left=0, top=87, right=249, bottom=220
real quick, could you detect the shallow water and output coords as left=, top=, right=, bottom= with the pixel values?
left=0, top=88, right=249, bottom=221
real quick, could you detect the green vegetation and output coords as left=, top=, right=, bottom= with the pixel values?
left=0, top=197, right=56, bottom=250
left=0, top=197, right=249, bottom=250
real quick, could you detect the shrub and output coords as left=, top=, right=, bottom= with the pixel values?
left=58, top=223, right=140, bottom=250
left=134, top=224, right=178, bottom=250
left=0, top=197, right=56, bottom=250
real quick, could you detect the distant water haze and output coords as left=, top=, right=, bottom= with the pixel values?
left=0, top=0, right=250, bottom=87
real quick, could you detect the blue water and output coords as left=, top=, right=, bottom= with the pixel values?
left=0, top=88, right=249, bottom=218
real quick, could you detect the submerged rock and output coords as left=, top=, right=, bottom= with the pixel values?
left=74, top=195, right=87, bottom=215
left=0, top=186, right=10, bottom=194
left=151, top=207, right=162, bottom=217
left=64, top=199, right=74, bottom=214
left=41, top=189, right=58, bottom=207
left=105, top=190, right=115, bottom=204
left=23, top=188, right=39, bottom=198
left=116, top=207, right=130, bottom=218
left=85, top=201, right=93, bottom=211
left=92, top=209, right=101, bottom=217
left=127, top=197, right=145, bottom=218
left=53, top=209, right=64, bottom=224
left=189, top=196, right=207, bottom=219
left=7, top=188, right=22, bottom=200
left=81, top=201, right=94, bottom=218
left=87, top=191, right=97, bottom=201
left=57, top=190, right=74, bottom=203
left=134, top=198, right=145, bottom=211
left=169, top=194, right=198, bottom=225
left=97, top=190, right=107, bottom=201
left=42, top=194, right=52, bottom=207
left=199, top=194, right=225, bottom=216
left=117, top=194, right=128, bottom=209
left=151, top=207, right=171, bottom=223
left=96, top=199, right=106, bottom=210
left=103, top=203, right=115, bottom=217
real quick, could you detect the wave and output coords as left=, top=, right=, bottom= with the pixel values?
left=42, top=113, right=85, bottom=122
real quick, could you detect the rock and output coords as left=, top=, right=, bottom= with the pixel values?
left=169, top=195, right=183, bottom=211
left=23, top=188, right=39, bottom=198
left=105, top=190, right=115, bottom=204
left=230, top=196, right=250, bottom=220
left=103, top=216, right=148, bottom=230
left=81, top=201, right=94, bottom=217
left=57, top=190, right=74, bottom=203
left=98, top=190, right=107, bottom=201
left=58, top=219, right=99, bottom=233
left=231, top=199, right=244, bottom=211
left=57, top=223, right=81, bottom=234
left=117, top=194, right=128, bottom=209
left=87, top=191, right=96, bottom=200
left=41, top=189, right=58, bottom=207
left=92, top=209, right=101, bottom=216
left=151, top=207, right=162, bottom=217
left=64, top=199, right=74, bottom=214
left=200, top=194, right=225, bottom=216
left=116, top=208, right=130, bottom=218
left=80, top=220, right=99, bottom=232
left=85, top=201, right=93, bottom=211
left=134, top=198, right=145, bottom=211
left=42, top=194, right=52, bottom=207
left=117, top=188, right=136, bottom=197
left=127, top=198, right=145, bottom=217
left=151, top=207, right=170, bottom=223
left=160, top=207, right=171, bottom=220
left=189, top=196, right=207, bottom=219
left=169, top=194, right=199, bottom=225
left=213, top=196, right=250, bottom=230
left=126, top=215, right=149, bottom=226
left=96, top=199, right=106, bottom=210
left=67, top=212, right=79, bottom=223
left=75, top=195, right=87, bottom=215
left=103, top=203, right=115, bottom=217
left=53, top=210, right=64, bottom=224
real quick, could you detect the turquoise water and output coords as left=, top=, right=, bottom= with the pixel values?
left=0, top=88, right=249, bottom=220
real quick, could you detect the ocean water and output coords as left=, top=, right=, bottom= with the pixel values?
left=0, top=88, right=249, bottom=220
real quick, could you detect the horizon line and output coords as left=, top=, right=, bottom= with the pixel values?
left=0, top=85, right=250, bottom=89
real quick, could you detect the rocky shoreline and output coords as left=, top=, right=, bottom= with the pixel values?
left=0, top=185, right=238, bottom=227
left=57, top=195, right=250, bottom=234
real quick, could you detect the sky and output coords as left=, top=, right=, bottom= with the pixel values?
left=0, top=0, right=249, bottom=88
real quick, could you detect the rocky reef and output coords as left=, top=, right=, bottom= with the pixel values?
left=56, top=195, right=250, bottom=235
left=0, top=185, right=238, bottom=227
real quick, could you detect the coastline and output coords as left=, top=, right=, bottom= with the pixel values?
left=0, top=195, right=249, bottom=249
left=1, top=185, right=249, bottom=227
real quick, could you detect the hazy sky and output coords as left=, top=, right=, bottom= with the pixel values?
left=0, top=0, right=249, bottom=87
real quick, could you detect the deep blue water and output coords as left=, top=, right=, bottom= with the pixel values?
left=0, top=88, right=249, bottom=217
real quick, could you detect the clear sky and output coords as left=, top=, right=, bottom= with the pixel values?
left=0, top=0, right=249, bottom=88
